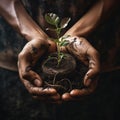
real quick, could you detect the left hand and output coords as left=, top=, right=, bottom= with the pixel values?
left=60, top=36, right=100, bottom=101
left=18, top=38, right=61, bottom=103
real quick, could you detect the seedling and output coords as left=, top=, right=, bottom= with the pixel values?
left=45, top=13, right=71, bottom=65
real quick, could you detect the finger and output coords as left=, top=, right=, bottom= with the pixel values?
left=70, top=80, right=97, bottom=97
left=62, top=93, right=83, bottom=101
left=18, top=54, right=42, bottom=87
left=62, top=93, right=75, bottom=101
left=84, top=47, right=100, bottom=86
left=19, top=65, right=57, bottom=96
left=23, top=70, right=42, bottom=87
left=18, top=63, right=42, bottom=87
left=24, top=80, right=57, bottom=95
left=32, top=93, right=61, bottom=102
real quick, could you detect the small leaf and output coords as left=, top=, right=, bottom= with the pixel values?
left=60, top=18, right=71, bottom=28
left=60, top=35, right=71, bottom=41
left=60, top=53, right=64, bottom=60
left=62, top=41, right=69, bottom=46
left=45, top=13, right=60, bottom=26
left=60, top=40, right=69, bottom=46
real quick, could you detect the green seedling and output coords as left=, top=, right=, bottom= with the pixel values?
left=45, top=13, right=71, bottom=65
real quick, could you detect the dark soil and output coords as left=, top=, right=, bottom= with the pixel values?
left=34, top=53, right=88, bottom=94
left=41, top=53, right=76, bottom=76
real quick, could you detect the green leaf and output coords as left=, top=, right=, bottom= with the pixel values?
left=60, top=18, right=71, bottom=28
left=60, top=53, right=64, bottom=60
left=45, top=13, right=60, bottom=26
left=59, top=40, right=69, bottom=46
left=60, top=35, right=71, bottom=41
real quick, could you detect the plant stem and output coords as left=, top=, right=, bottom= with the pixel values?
left=56, top=28, right=61, bottom=66
left=57, top=42, right=61, bottom=66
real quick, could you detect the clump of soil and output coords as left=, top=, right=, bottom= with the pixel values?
left=42, top=53, right=76, bottom=77
left=34, top=53, right=88, bottom=94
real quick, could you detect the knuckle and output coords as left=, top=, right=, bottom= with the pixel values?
left=92, top=49, right=100, bottom=57
left=25, top=83, right=34, bottom=94
left=18, top=52, right=25, bottom=59
left=22, top=71, right=29, bottom=79
left=89, top=46, right=99, bottom=57
left=29, top=88, right=34, bottom=94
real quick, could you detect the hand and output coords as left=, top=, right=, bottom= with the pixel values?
left=61, top=36, right=100, bottom=101
left=18, top=38, right=61, bottom=103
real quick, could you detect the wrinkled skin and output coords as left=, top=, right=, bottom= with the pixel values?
left=18, top=36, right=100, bottom=103
left=18, top=39, right=61, bottom=103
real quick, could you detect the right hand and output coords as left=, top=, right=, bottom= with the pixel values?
left=18, top=38, right=61, bottom=103
left=60, top=36, right=100, bottom=101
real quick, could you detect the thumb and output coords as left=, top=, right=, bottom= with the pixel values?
left=84, top=47, right=100, bottom=86
left=84, top=68, right=99, bottom=87
left=28, top=70, right=43, bottom=87
left=18, top=61, right=42, bottom=87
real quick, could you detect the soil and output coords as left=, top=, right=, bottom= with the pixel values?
left=34, top=52, right=89, bottom=94
left=42, top=53, right=76, bottom=77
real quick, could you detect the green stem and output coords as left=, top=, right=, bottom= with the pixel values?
left=56, top=27, right=61, bottom=66
left=57, top=42, right=61, bottom=66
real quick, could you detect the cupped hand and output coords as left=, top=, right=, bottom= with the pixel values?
left=61, top=36, right=100, bottom=101
left=18, top=38, right=61, bottom=103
